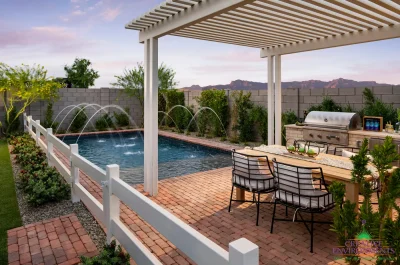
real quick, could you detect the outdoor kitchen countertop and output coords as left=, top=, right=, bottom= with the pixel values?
left=285, top=124, right=400, bottom=139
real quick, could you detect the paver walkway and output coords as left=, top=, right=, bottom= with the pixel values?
left=7, top=214, right=98, bottom=265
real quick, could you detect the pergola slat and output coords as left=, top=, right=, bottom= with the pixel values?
left=182, top=27, right=286, bottom=46
left=250, top=1, right=364, bottom=32
left=177, top=29, right=284, bottom=46
left=369, top=0, right=400, bottom=16
left=196, top=22, right=303, bottom=43
left=298, top=0, right=382, bottom=28
left=277, top=0, right=379, bottom=29
left=171, top=32, right=262, bottom=48
left=242, top=4, right=356, bottom=33
left=215, top=15, right=324, bottom=39
left=220, top=12, right=333, bottom=37
left=347, top=0, right=400, bottom=23
left=202, top=19, right=311, bottom=41
left=236, top=6, right=347, bottom=35
left=324, top=0, right=394, bottom=26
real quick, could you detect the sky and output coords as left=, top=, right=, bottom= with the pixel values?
left=0, top=0, right=399, bottom=88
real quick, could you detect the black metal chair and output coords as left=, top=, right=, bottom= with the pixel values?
left=333, top=146, right=360, bottom=156
left=270, top=159, right=335, bottom=253
left=307, top=141, right=329, bottom=154
left=229, top=150, right=276, bottom=226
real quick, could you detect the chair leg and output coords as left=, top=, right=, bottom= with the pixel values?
left=252, top=193, right=256, bottom=203
left=256, top=193, right=261, bottom=226
left=285, top=206, right=288, bottom=217
left=228, top=186, right=234, bottom=212
left=270, top=200, right=277, bottom=233
left=310, top=213, right=314, bottom=253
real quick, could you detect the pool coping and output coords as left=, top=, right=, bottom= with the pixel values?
left=56, top=129, right=242, bottom=152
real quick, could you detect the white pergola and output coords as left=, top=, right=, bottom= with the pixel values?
left=126, top=0, right=400, bottom=195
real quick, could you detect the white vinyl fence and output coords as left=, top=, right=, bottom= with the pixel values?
left=23, top=113, right=259, bottom=265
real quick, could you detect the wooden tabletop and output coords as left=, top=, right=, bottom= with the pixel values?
left=236, top=146, right=357, bottom=183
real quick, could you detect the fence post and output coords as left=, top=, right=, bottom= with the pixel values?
left=23, top=113, right=27, bottom=132
left=70, top=144, right=80, bottom=203
left=46, top=128, right=53, bottom=166
left=28, top=116, right=32, bottom=132
left=35, top=120, right=41, bottom=145
left=104, top=164, right=121, bottom=243
left=229, top=238, right=259, bottom=265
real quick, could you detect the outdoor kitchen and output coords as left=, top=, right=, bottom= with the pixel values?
left=285, top=111, right=400, bottom=153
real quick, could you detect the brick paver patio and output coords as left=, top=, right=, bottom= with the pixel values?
left=7, top=214, right=98, bottom=265
left=52, top=133, right=377, bottom=265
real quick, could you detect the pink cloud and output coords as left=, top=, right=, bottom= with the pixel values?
left=101, top=7, right=121, bottom=22
left=0, top=26, right=96, bottom=53
left=0, top=27, right=75, bottom=47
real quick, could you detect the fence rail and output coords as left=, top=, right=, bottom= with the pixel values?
left=23, top=113, right=259, bottom=265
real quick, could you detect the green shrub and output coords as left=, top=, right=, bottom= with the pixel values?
left=113, top=108, right=130, bottom=127
left=80, top=240, right=130, bottom=265
left=309, top=96, right=343, bottom=112
left=231, top=91, right=254, bottom=142
left=251, top=106, right=268, bottom=144
left=70, top=108, right=87, bottom=133
left=95, top=113, right=114, bottom=131
left=163, top=89, right=186, bottom=130
left=20, top=167, right=70, bottom=206
left=10, top=134, right=70, bottom=206
left=363, top=87, right=397, bottom=125
left=14, top=146, right=47, bottom=169
left=9, top=134, right=36, bottom=153
left=196, top=89, right=229, bottom=137
left=42, top=102, right=59, bottom=130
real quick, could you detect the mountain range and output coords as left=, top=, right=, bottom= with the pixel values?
left=180, top=78, right=393, bottom=91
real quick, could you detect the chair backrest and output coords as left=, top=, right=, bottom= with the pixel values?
left=232, top=150, right=272, bottom=179
left=307, top=141, right=329, bottom=154
left=333, top=146, right=360, bottom=156
left=272, top=159, right=319, bottom=196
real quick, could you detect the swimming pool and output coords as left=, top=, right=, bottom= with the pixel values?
left=62, top=132, right=231, bottom=184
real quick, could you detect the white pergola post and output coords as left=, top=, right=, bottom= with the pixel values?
left=144, top=39, right=151, bottom=193
left=267, top=56, right=274, bottom=146
left=149, top=37, right=159, bottom=196
left=274, top=55, right=282, bottom=146
left=143, top=37, right=159, bottom=196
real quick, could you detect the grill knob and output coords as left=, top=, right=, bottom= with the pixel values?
left=309, top=133, right=314, bottom=137
left=317, top=134, right=322, bottom=138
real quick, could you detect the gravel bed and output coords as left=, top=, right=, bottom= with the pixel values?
left=9, top=146, right=106, bottom=251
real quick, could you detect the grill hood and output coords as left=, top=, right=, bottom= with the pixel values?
left=304, top=111, right=361, bottom=130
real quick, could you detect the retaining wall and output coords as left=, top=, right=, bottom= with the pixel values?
left=184, top=85, right=400, bottom=120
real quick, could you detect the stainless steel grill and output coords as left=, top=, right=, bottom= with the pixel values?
left=303, top=111, right=361, bottom=145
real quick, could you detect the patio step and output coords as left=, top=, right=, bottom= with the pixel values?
left=7, top=214, right=98, bottom=265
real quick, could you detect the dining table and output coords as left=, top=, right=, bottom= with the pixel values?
left=235, top=145, right=374, bottom=210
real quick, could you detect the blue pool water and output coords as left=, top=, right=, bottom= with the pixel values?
left=63, top=132, right=231, bottom=184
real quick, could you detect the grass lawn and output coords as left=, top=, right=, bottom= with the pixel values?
left=0, top=139, right=22, bottom=264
